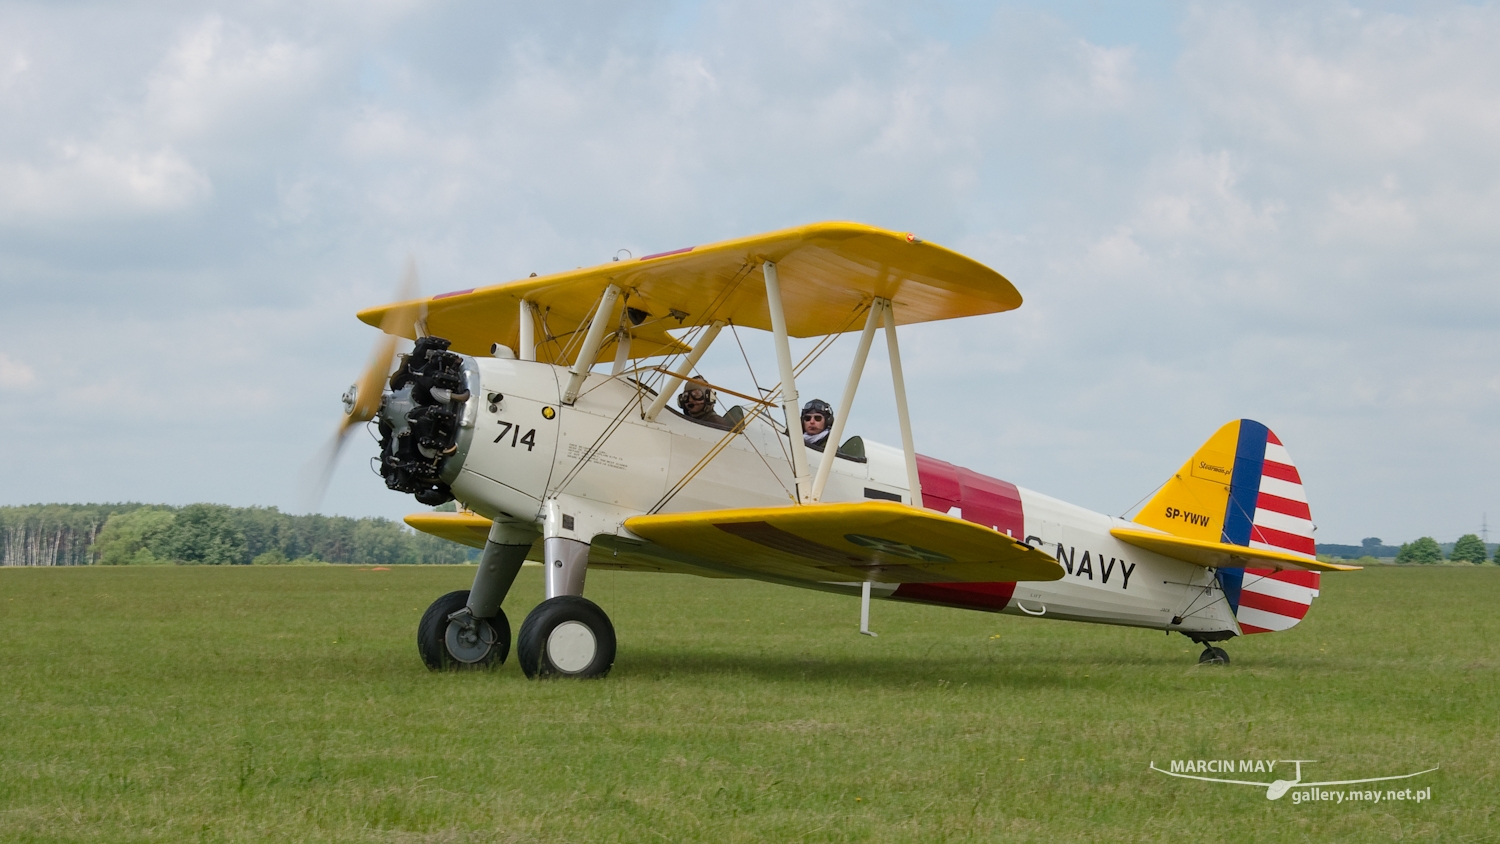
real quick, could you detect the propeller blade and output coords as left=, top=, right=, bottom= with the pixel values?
left=299, top=430, right=347, bottom=514
left=344, top=258, right=426, bottom=429
left=304, top=258, right=428, bottom=511
left=341, top=334, right=399, bottom=431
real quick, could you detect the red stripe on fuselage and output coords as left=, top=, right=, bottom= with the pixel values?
left=891, top=581, right=1017, bottom=611
left=891, top=456, right=1026, bottom=611
left=1255, top=492, right=1311, bottom=520
left=915, top=455, right=1024, bottom=538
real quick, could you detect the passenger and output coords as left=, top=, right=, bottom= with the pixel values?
left=801, top=399, right=833, bottom=452
left=677, top=386, right=730, bottom=429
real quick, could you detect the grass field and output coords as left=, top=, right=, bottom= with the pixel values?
left=1, top=564, right=1494, bottom=842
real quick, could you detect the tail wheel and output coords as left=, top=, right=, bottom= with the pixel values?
left=1198, top=646, right=1230, bottom=665
left=418, top=589, right=510, bottom=671
left=517, top=596, right=616, bottom=679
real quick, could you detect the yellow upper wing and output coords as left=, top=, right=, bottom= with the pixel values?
left=358, top=222, right=1020, bottom=362
left=625, top=501, right=1063, bottom=585
left=1111, top=527, right=1360, bottom=572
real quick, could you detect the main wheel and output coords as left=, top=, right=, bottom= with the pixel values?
left=1198, top=646, right=1230, bottom=665
left=517, top=596, right=616, bottom=679
left=417, top=589, right=510, bottom=671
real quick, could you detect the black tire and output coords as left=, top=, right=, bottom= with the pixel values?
left=417, top=589, right=510, bottom=671
left=1198, top=646, right=1230, bottom=665
left=517, top=596, right=616, bottom=679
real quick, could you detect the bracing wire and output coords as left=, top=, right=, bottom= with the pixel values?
left=553, top=272, right=869, bottom=513
left=1118, top=476, right=1172, bottom=521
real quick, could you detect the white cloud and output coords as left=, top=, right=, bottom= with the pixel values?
left=0, top=1, right=1497, bottom=543
left=1132, top=150, right=1282, bottom=248
left=1039, top=40, right=1137, bottom=113
left=0, top=142, right=210, bottom=220
left=1183, top=3, right=1500, bottom=161
left=143, top=15, right=326, bottom=141
left=0, top=51, right=28, bottom=91
left=0, top=353, right=35, bottom=388
left=1317, top=179, right=1417, bottom=246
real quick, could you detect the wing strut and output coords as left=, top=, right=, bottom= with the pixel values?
left=610, top=328, right=632, bottom=375
left=643, top=320, right=725, bottom=421
left=562, top=284, right=622, bottom=404
left=811, top=299, right=884, bottom=502
left=765, top=260, right=813, bottom=503
left=886, top=302, right=923, bottom=507
left=518, top=299, right=536, bottom=361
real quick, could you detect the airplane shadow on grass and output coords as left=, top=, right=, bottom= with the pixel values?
left=609, top=647, right=1200, bottom=689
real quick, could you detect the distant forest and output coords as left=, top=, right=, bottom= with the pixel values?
left=1319, top=537, right=1497, bottom=561
left=0, top=503, right=478, bottom=567
left=1317, top=539, right=1401, bottom=559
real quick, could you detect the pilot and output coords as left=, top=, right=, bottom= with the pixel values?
left=801, top=399, right=833, bottom=452
left=678, top=385, right=730, bottom=429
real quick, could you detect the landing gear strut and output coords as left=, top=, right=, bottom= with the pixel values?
left=418, top=521, right=534, bottom=671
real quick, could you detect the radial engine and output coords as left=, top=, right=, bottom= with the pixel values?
left=374, top=336, right=471, bottom=505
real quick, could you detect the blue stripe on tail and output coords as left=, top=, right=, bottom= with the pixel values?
left=1217, top=567, right=1244, bottom=613
left=1221, top=419, right=1269, bottom=546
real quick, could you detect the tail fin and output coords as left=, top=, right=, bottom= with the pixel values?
left=1137, top=419, right=1321, bottom=635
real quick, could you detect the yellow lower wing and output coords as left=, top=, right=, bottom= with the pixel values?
left=1111, top=527, right=1360, bottom=572
left=625, top=502, right=1064, bottom=584
left=404, top=511, right=495, bottom=550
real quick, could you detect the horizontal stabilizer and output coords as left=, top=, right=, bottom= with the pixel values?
left=625, top=501, right=1064, bottom=584
left=404, top=511, right=495, bottom=550
left=1111, top=527, right=1359, bottom=572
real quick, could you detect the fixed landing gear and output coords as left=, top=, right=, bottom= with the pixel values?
left=1181, top=631, right=1232, bottom=665
left=1198, top=646, right=1230, bottom=665
left=517, top=595, right=617, bottom=679
left=418, top=589, right=510, bottom=669
left=419, top=521, right=533, bottom=672
left=417, top=521, right=616, bottom=679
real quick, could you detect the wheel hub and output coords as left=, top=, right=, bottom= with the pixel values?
left=547, top=620, right=597, bottom=673
left=445, top=618, right=497, bottom=663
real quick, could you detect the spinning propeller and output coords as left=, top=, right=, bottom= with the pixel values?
left=303, top=260, right=426, bottom=510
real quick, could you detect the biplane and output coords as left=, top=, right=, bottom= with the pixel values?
left=329, top=222, right=1356, bottom=678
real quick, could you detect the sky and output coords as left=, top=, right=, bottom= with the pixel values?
left=1, top=0, right=1497, bottom=546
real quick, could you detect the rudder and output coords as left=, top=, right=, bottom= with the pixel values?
left=1136, top=420, right=1320, bottom=635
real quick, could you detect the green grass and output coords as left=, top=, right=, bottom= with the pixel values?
left=1, top=565, right=1495, bottom=843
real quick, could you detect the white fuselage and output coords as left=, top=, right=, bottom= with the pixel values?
left=443, top=357, right=1239, bottom=637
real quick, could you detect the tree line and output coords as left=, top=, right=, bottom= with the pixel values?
left=0, top=503, right=477, bottom=566
left=1392, top=534, right=1490, bottom=565
left=1319, top=535, right=1493, bottom=564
